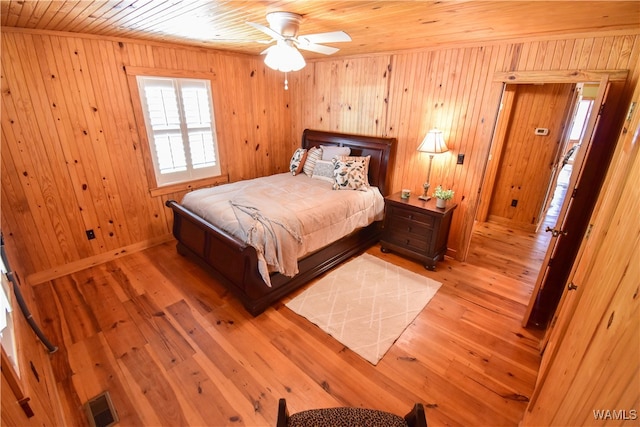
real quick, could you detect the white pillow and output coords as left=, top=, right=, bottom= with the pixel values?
left=311, top=159, right=335, bottom=183
left=321, top=145, right=350, bottom=160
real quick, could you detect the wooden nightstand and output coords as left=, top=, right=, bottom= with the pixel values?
left=380, top=192, right=457, bottom=270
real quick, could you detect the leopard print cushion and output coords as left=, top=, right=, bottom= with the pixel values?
left=288, top=407, right=408, bottom=427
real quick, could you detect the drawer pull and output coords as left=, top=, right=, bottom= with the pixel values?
left=407, top=226, right=412, bottom=232
left=409, top=214, right=413, bottom=220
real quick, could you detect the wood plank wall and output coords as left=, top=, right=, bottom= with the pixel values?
left=0, top=274, right=65, bottom=426
left=292, top=35, right=640, bottom=259
left=1, top=28, right=639, bottom=283
left=1, top=29, right=295, bottom=281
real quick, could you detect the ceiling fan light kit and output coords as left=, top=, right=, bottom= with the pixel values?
left=263, top=41, right=306, bottom=72
left=246, top=11, right=351, bottom=88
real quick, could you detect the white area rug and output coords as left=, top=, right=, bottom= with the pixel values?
left=286, top=253, right=442, bottom=365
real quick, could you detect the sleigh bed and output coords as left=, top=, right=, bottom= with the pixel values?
left=165, top=129, right=396, bottom=316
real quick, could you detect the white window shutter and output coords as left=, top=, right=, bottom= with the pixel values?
left=137, top=76, right=220, bottom=186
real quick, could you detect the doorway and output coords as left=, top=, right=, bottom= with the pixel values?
left=469, top=70, right=630, bottom=331
left=466, top=82, right=584, bottom=287
left=479, top=83, right=576, bottom=231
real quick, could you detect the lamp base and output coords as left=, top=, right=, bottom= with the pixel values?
left=419, top=182, right=431, bottom=201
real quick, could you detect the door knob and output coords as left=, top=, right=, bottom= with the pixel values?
left=545, top=227, right=568, bottom=237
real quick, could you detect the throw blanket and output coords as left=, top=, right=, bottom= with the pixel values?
left=230, top=194, right=302, bottom=286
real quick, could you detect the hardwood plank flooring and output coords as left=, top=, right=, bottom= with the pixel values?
left=33, top=170, right=576, bottom=426
left=465, top=163, right=571, bottom=283
left=33, top=212, right=553, bottom=427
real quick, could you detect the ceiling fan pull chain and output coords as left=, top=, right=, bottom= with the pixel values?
left=284, top=72, right=289, bottom=90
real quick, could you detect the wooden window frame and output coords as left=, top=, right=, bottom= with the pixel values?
left=125, top=66, right=228, bottom=196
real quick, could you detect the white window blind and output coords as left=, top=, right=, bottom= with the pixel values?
left=137, top=76, right=221, bottom=186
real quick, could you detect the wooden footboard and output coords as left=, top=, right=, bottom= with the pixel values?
left=165, top=129, right=395, bottom=316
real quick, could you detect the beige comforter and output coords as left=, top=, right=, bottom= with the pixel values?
left=180, top=172, right=385, bottom=286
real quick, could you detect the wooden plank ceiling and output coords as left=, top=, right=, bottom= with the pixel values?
left=1, top=1, right=639, bottom=59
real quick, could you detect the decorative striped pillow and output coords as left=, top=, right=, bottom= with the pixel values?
left=303, top=146, right=323, bottom=176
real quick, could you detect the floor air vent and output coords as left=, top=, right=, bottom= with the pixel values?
left=85, top=391, right=118, bottom=427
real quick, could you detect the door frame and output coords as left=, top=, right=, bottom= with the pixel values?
left=473, top=69, right=630, bottom=329
left=475, top=83, right=576, bottom=227
left=477, top=70, right=628, bottom=222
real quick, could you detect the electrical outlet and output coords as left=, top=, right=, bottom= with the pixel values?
left=86, top=229, right=96, bottom=240
left=511, top=199, right=518, bottom=207
left=457, top=154, right=465, bottom=165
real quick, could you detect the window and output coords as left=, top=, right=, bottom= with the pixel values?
left=136, top=76, right=221, bottom=187
left=1, top=255, right=18, bottom=377
left=569, top=98, right=594, bottom=142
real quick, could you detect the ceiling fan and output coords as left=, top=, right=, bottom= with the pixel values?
left=246, top=12, right=351, bottom=72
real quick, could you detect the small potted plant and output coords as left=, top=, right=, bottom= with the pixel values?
left=433, top=185, right=454, bottom=208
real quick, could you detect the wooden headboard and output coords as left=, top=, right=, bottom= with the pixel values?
left=301, top=129, right=396, bottom=196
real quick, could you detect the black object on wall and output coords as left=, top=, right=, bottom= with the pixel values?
left=1, top=234, right=58, bottom=354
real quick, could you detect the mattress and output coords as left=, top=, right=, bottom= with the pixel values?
left=180, top=172, right=385, bottom=286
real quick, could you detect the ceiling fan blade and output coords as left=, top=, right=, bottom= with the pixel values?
left=260, top=45, right=276, bottom=55
left=296, top=41, right=340, bottom=55
left=298, top=31, right=351, bottom=44
left=246, top=21, right=284, bottom=41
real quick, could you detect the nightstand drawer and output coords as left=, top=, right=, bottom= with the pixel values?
left=388, top=217, right=431, bottom=236
left=385, top=229, right=433, bottom=253
left=387, top=205, right=435, bottom=228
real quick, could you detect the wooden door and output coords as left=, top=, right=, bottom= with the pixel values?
left=523, top=76, right=632, bottom=329
left=522, top=82, right=640, bottom=424
left=486, top=83, right=575, bottom=231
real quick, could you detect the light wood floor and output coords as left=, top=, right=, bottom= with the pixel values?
left=32, top=166, right=573, bottom=426
left=33, top=214, right=555, bottom=427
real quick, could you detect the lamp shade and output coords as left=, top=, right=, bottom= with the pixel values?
left=417, top=129, right=449, bottom=154
left=263, top=41, right=306, bottom=72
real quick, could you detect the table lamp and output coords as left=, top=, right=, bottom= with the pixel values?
left=417, top=129, right=449, bottom=201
